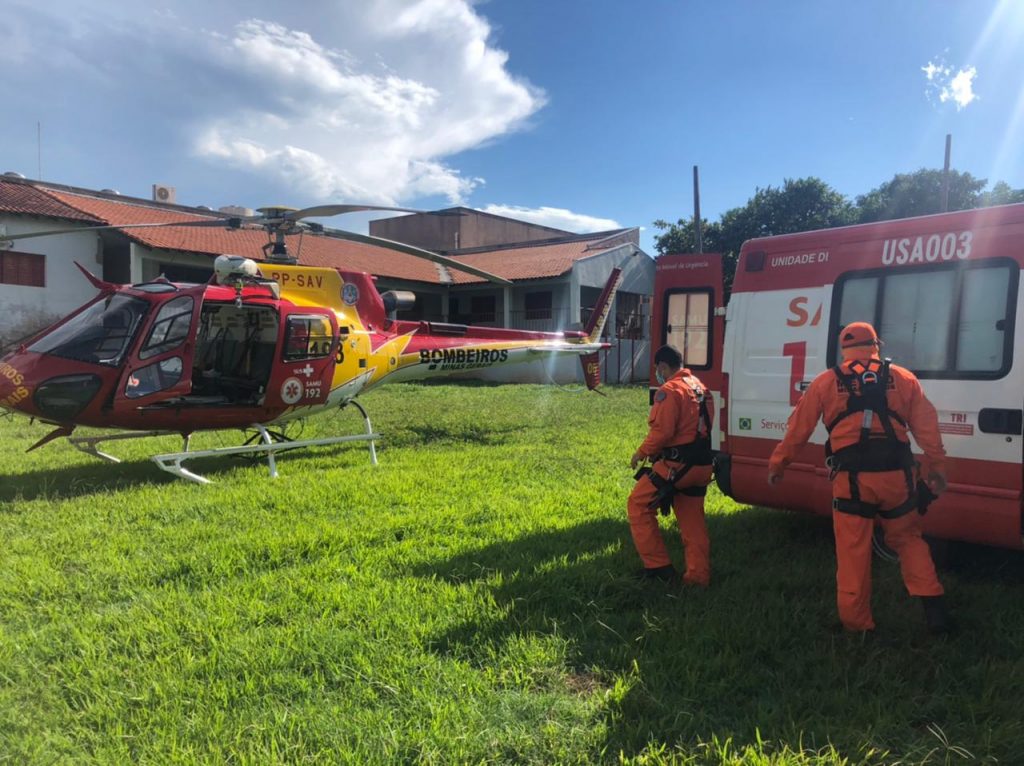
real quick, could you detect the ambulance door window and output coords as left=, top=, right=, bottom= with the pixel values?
left=832, top=260, right=1016, bottom=378
left=665, top=290, right=710, bottom=368
left=837, top=277, right=877, bottom=327
left=956, top=266, right=1012, bottom=372
left=881, top=271, right=956, bottom=371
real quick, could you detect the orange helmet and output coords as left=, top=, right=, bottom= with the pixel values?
left=839, top=321, right=880, bottom=350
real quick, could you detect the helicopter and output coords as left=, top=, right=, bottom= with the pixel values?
left=0, top=204, right=625, bottom=483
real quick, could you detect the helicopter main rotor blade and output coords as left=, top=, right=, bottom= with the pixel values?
left=282, top=204, right=428, bottom=221
left=325, top=229, right=513, bottom=286
left=0, top=218, right=240, bottom=244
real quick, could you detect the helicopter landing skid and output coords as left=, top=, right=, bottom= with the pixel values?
left=68, top=430, right=181, bottom=463
left=152, top=402, right=380, bottom=484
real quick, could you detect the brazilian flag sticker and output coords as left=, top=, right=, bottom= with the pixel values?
left=738, top=417, right=752, bottom=431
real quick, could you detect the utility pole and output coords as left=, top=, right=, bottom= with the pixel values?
left=940, top=133, right=952, bottom=212
left=693, top=165, right=703, bottom=254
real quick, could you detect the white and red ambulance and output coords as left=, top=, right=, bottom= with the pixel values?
left=652, top=203, right=1024, bottom=550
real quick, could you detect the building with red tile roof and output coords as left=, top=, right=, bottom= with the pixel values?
left=0, top=176, right=654, bottom=381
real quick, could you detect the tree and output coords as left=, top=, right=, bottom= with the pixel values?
left=654, top=178, right=855, bottom=292
left=652, top=218, right=722, bottom=256
left=855, top=168, right=986, bottom=223
left=979, top=181, right=1024, bottom=207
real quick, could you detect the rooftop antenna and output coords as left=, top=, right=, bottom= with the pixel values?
left=37, top=121, right=42, bottom=180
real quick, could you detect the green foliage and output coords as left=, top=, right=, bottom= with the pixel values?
left=652, top=170, right=1024, bottom=294
left=654, top=178, right=854, bottom=291
left=0, top=385, right=1021, bottom=764
left=978, top=180, right=1024, bottom=207
left=652, top=218, right=724, bottom=258
left=855, top=169, right=987, bottom=223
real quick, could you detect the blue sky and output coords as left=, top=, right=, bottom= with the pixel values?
left=2, top=0, right=1022, bottom=254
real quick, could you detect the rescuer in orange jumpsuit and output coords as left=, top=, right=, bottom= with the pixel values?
left=628, top=344, right=715, bottom=585
left=768, top=322, right=951, bottom=634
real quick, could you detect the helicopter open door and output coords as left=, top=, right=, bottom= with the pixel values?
left=110, top=284, right=206, bottom=411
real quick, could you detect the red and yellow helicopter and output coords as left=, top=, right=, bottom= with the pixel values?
left=0, top=205, right=624, bottom=482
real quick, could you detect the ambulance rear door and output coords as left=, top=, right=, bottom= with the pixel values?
left=651, top=253, right=725, bottom=449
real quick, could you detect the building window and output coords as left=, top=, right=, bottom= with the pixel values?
left=615, top=292, right=648, bottom=340
left=470, top=295, right=496, bottom=323
left=524, top=291, right=552, bottom=320
left=831, top=260, right=1016, bottom=378
left=0, top=250, right=45, bottom=287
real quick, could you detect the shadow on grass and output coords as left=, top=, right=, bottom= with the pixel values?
left=0, top=440, right=378, bottom=503
left=0, top=460, right=176, bottom=503
left=413, top=509, right=1024, bottom=762
left=391, top=423, right=529, bottom=448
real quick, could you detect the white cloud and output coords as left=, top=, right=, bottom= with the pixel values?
left=479, top=204, right=621, bottom=233
left=944, top=67, right=978, bottom=110
left=191, top=6, right=545, bottom=204
left=922, top=57, right=979, bottom=111
left=0, top=0, right=545, bottom=206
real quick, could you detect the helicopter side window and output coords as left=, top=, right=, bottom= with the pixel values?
left=28, top=294, right=149, bottom=366
left=124, top=356, right=184, bottom=398
left=284, top=315, right=334, bottom=361
left=139, top=296, right=194, bottom=360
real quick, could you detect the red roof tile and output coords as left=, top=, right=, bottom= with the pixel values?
left=5, top=181, right=631, bottom=286
left=446, top=236, right=625, bottom=284
left=42, top=189, right=444, bottom=284
left=0, top=180, right=102, bottom=222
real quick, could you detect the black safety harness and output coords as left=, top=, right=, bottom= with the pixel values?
left=825, top=358, right=932, bottom=519
left=638, top=377, right=715, bottom=515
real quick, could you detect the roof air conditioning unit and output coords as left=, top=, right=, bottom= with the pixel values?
left=152, top=184, right=176, bottom=204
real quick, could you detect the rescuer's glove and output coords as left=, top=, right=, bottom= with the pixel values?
left=926, top=470, right=947, bottom=495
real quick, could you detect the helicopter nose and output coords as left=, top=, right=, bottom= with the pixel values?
left=0, top=361, right=20, bottom=408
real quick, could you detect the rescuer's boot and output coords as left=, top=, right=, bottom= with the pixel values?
left=921, top=595, right=953, bottom=635
left=635, top=564, right=677, bottom=583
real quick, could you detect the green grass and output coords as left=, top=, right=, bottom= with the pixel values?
left=1, top=382, right=1022, bottom=765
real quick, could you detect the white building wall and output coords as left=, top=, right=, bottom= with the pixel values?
left=454, top=245, right=655, bottom=385
left=0, top=217, right=104, bottom=346
left=135, top=244, right=213, bottom=282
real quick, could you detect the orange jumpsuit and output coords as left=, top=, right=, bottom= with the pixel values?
left=769, top=353, right=946, bottom=631
left=627, top=369, right=714, bottom=585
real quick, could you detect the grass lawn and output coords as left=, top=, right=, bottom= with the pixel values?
left=1, top=382, right=1021, bottom=764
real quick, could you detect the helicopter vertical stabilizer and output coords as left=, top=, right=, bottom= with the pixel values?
left=583, top=266, right=623, bottom=344
left=576, top=265, right=625, bottom=391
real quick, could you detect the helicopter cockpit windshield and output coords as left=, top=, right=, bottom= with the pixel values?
left=28, top=294, right=149, bottom=366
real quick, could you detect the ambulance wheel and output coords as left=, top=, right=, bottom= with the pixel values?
left=871, top=527, right=899, bottom=562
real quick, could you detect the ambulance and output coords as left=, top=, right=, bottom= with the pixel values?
left=652, top=203, right=1024, bottom=550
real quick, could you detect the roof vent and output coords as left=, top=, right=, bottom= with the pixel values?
left=219, top=205, right=255, bottom=217
left=100, top=189, right=121, bottom=195
left=3, top=171, right=26, bottom=179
